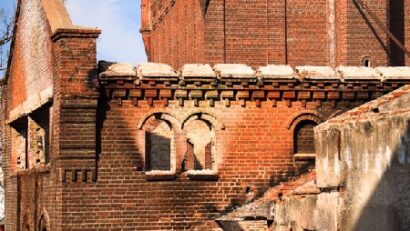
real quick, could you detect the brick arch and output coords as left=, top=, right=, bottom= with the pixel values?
left=286, top=111, right=325, bottom=131
left=137, top=110, right=180, bottom=131
left=181, top=111, right=225, bottom=130
left=138, top=111, right=179, bottom=172
left=38, top=210, right=51, bottom=231
left=181, top=112, right=220, bottom=172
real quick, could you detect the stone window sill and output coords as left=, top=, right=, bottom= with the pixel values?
left=294, top=153, right=316, bottom=160
left=145, top=170, right=176, bottom=181
left=186, top=170, right=219, bottom=181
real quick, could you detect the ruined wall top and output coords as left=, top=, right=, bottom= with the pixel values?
left=316, top=84, right=410, bottom=129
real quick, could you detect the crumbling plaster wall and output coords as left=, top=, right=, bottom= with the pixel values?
left=315, top=94, right=410, bottom=231
left=272, top=88, right=410, bottom=231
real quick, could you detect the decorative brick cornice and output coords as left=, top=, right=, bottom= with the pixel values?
left=98, top=63, right=410, bottom=108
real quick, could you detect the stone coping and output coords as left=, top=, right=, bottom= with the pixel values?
left=99, top=62, right=410, bottom=82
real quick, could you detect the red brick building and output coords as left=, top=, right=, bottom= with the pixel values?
left=1, top=0, right=410, bottom=230
left=141, top=0, right=410, bottom=68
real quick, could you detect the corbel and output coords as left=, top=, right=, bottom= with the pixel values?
left=176, top=90, right=188, bottom=107
left=283, top=91, right=296, bottom=108
left=237, top=91, right=250, bottom=107
left=252, top=91, right=265, bottom=107
left=160, top=89, right=173, bottom=107
left=313, top=92, right=326, bottom=108
left=267, top=91, right=281, bottom=107
left=112, top=89, right=127, bottom=106
left=130, top=89, right=142, bottom=107
left=190, top=90, right=203, bottom=107
left=221, top=91, right=235, bottom=107
left=206, top=91, right=219, bottom=107
left=145, top=89, right=158, bottom=107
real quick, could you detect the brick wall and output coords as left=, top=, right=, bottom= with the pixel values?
left=142, top=0, right=206, bottom=68
left=2, top=0, right=55, bottom=229
left=2, top=0, right=100, bottom=230
left=8, top=0, right=54, bottom=109
left=142, top=0, right=410, bottom=68
left=58, top=98, right=342, bottom=229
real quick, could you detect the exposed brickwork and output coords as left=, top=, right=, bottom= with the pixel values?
left=2, top=0, right=410, bottom=230
left=8, top=0, right=54, bottom=109
left=142, top=0, right=410, bottom=68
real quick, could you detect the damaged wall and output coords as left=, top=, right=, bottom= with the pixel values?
left=273, top=86, right=410, bottom=231
left=315, top=88, right=410, bottom=231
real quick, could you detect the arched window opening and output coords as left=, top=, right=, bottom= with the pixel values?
left=145, top=119, right=173, bottom=171
left=362, top=56, right=371, bottom=67
left=294, top=120, right=317, bottom=155
left=38, top=215, right=48, bottom=231
left=184, top=119, right=215, bottom=171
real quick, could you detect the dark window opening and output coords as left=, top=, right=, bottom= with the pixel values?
left=363, top=57, right=371, bottom=67
left=38, top=215, right=48, bottom=231
left=10, top=104, right=51, bottom=170
left=294, top=120, right=317, bottom=154
left=145, top=119, right=172, bottom=171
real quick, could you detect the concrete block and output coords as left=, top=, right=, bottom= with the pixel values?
left=181, top=64, right=216, bottom=78
left=296, top=66, right=338, bottom=80
left=137, top=63, right=177, bottom=78
left=258, top=65, right=297, bottom=80
left=338, top=66, right=381, bottom=81
left=214, top=64, right=255, bottom=78
left=100, top=63, right=136, bottom=78
left=376, top=66, right=410, bottom=81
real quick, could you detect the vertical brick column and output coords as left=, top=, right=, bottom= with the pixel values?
left=51, top=28, right=101, bottom=183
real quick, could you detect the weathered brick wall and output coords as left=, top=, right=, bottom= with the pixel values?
left=59, top=99, right=340, bottom=230
left=142, top=0, right=410, bottom=68
left=271, top=86, right=410, bottom=231
left=8, top=0, right=54, bottom=109
left=51, top=29, right=100, bottom=230
left=286, top=0, right=329, bottom=65
left=2, top=0, right=55, bottom=230
left=142, top=0, right=206, bottom=68
left=2, top=0, right=100, bottom=230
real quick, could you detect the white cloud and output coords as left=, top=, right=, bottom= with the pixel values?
left=65, top=0, right=147, bottom=64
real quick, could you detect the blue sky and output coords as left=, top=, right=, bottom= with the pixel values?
left=0, top=0, right=147, bottom=70
left=65, top=0, right=147, bottom=64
